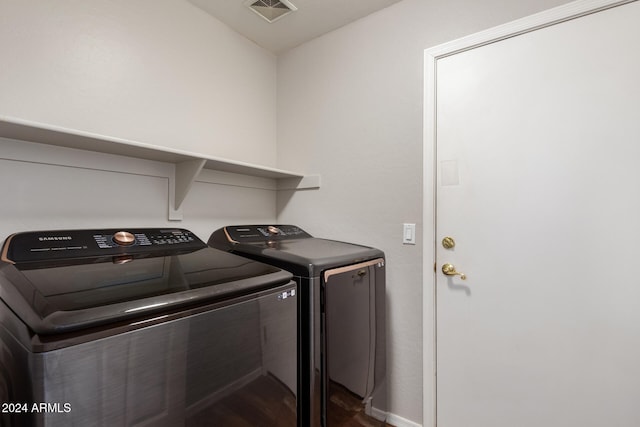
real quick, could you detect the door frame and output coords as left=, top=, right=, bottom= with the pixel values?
left=421, top=0, right=634, bottom=425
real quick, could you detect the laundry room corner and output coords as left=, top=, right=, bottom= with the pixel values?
left=274, top=0, right=575, bottom=425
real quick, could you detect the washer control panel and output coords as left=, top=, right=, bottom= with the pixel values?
left=224, top=225, right=312, bottom=243
left=2, top=228, right=206, bottom=264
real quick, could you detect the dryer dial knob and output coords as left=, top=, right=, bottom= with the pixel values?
left=113, top=231, right=136, bottom=246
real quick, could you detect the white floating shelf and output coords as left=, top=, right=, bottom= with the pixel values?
left=0, top=116, right=320, bottom=220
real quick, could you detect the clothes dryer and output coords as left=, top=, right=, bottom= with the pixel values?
left=0, top=228, right=297, bottom=427
left=209, top=225, right=387, bottom=427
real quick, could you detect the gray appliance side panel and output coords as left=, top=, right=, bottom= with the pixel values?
left=9, top=282, right=298, bottom=427
left=323, top=258, right=387, bottom=423
left=31, top=320, right=190, bottom=427
left=297, top=275, right=322, bottom=427
left=0, top=303, right=35, bottom=427
left=371, top=260, right=387, bottom=419
left=258, top=283, right=298, bottom=396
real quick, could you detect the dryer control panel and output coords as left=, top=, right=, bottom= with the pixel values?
left=223, top=225, right=312, bottom=243
left=2, top=228, right=206, bottom=264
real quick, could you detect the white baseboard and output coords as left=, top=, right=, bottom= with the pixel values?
left=368, top=405, right=387, bottom=421
left=386, top=412, right=422, bottom=427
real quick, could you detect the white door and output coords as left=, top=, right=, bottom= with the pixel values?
left=432, top=1, right=640, bottom=426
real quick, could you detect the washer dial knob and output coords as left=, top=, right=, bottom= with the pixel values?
left=113, top=231, right=136, bottom=246
left=267, top=226, right=281, bottom=235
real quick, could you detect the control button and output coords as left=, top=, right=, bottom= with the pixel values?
left=113, top=231, right=136, bottom=246
left=267, top=226, right=281, bottom=235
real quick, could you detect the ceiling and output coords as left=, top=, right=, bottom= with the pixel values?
left=188, top=0, right=404, bottom=54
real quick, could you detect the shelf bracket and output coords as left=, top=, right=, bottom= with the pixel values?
left=277, top=174, right=321, bottom=190
left=169, top=158, right=206, bottom=221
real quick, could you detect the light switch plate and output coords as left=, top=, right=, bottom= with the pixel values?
left=403, top=223, right=416, bottom=245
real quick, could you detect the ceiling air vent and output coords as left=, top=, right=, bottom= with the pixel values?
left=245, top=0, right=297, bottom=23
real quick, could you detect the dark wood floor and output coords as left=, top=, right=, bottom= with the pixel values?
left=328, top=382, right=394, bottom=427
left=187, top=374, right=296, bottom=426
left=187, top=374, right=394, bottom=426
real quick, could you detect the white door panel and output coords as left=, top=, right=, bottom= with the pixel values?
left=433, top=1, right=640, bottom=426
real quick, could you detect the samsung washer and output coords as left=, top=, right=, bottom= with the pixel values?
left=209, top=225, right=387, bottom=427
left=0, top=228, right=298, bottom=426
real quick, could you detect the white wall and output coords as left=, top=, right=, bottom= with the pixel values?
left=0, top=137, right=277, bottom=244
left=0, top=0, right=279, bottom=252
left=0, top=0, right=277, bottom=166
left=276, top=0, right=573, bottom=424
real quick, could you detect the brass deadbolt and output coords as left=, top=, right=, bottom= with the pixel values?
left=442, top=236, right=456, bottom=249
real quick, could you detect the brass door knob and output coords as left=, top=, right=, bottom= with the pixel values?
left=442, top=263, right=466, bottom=280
